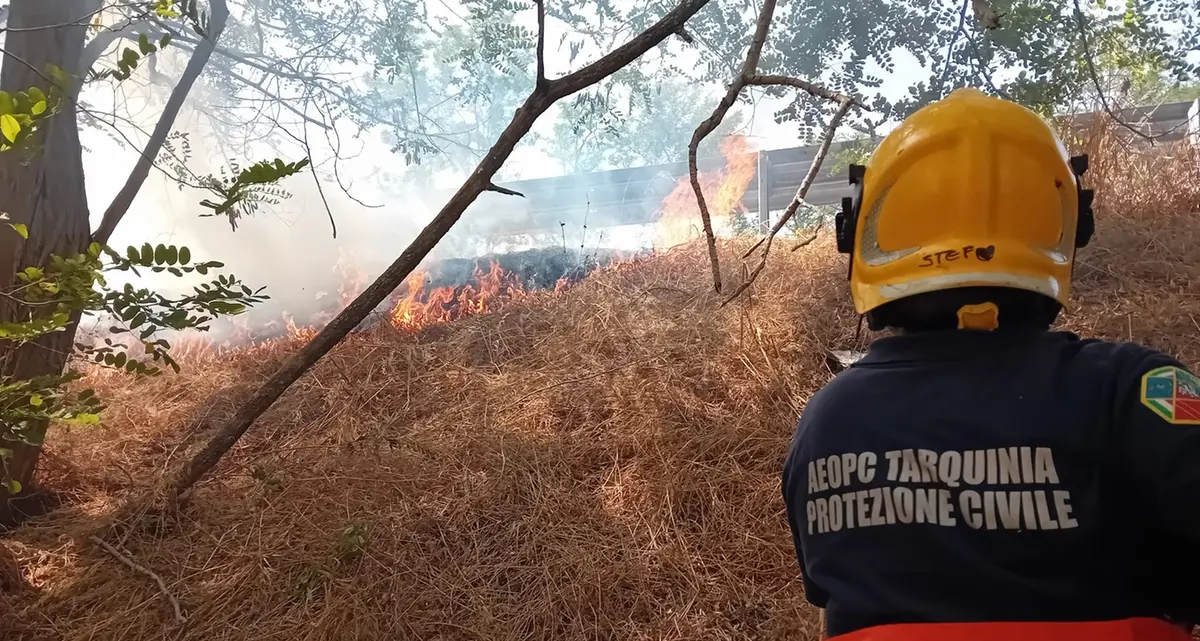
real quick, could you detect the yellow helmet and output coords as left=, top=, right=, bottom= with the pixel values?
left=835, top=88, right=1095, bottom=325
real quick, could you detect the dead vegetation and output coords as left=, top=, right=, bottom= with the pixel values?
left=1, top=122, right=1199, bottom=640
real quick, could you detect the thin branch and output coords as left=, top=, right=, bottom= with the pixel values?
left=486, top=183, right=525, bottom=197
left=169, top=0, right=715, bottom=499
left=964, top=34, right=1010, bottom=99
left=790, top=220, right=823, bottom=251
left=686, top=0, right=859, bottom=294
left=91, top=0, right=232, bottom=245
left=743, top=74, right=850, bottom=103
left=937, top=0, right=970, bottom=95
left=90, top=536, right=186, bottom=625
left=722, top=98, right=854, bottom=306
left=1071, top=0, right=1156, bottom=143
left=686, top=0, right=780, bottom=293
left=296, top=96, right=336, bottom=238
left=3, top=3, right=106, bottom=34
left=318, top=94, right=384, bottom=209
left=191, top=57, right=331, bottom=131
left=79, top=11, right=156, bottom=70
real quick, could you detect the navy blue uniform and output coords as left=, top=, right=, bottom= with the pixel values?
left=782, top=329, right=1200, bottom=638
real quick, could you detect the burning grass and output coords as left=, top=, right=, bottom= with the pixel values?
left=2, top=124, right=1200, bottom=641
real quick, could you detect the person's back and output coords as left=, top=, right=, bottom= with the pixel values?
left=784, top=329, right=1200, bottom=637
left=780, top=89, right=1199, bottom=641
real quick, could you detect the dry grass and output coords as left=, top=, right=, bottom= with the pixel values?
left=2, top=124, right=1199, bottom=641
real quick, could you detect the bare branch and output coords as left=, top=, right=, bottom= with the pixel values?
left=486, top=183, right=525, bottom=197
left=721, top=98, right=854, bottom=306
left=790, top=220, right=823, bottom=252
left=169, top=0, right=715, bottom=498
left=288, top=96, right=338, bottom=238
left=744, top=74, right=856, bottom=104
left=317, top=94, right=384, bottom=209
left=90, top=535, right=186, bottom=625
left=686, top=0, right=859, bottom=293
left=79, top=12, right=157, bottom=70
left=91, top=0, right=232, bottom=245
left=1071, top=0, right=1158, bottom=143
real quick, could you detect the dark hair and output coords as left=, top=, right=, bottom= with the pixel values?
left=866, top=286, right=1062, bottom=332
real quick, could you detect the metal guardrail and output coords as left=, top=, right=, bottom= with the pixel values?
left=470, top=99, right=1199, bottom=237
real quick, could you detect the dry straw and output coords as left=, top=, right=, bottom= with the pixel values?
left=1, top=120, right=1198, bottom=641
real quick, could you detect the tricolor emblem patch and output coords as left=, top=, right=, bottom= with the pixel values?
left=1140, top=366, right=1200, bottom=425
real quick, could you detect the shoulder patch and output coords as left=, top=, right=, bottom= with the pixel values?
left=1140, top=366, right=1200, bottom=425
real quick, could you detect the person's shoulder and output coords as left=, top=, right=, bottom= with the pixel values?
left=1071, top=336, right=1188, bottom=376
left=1068, top=337, right=1195, bottom=415
left=795, top=367, right=871, bottom=432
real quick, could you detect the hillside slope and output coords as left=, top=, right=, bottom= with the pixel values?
left=2, top=132, right=1199, bottom=641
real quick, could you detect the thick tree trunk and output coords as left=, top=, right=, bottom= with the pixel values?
left=0, top=0, right=97, bottom=525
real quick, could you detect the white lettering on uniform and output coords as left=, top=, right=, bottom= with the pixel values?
left=858, top=452, right=878, bottom=483
left=884, top=450, right=901, bottom=481
left=960, top=490, right=983, bottom=529
left=802, top=447, right=1080, bottom=535
left=1034, top=447, right=1060, bottom=484
left=939, top=451, right=962, bottom=488
left=918, top=449, right=938, bottom=482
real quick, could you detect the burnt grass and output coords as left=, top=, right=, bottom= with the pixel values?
left=422, top=246, right=637, bottom=291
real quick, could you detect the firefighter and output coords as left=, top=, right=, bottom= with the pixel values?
left=781, top=88, right=1200, bottom=641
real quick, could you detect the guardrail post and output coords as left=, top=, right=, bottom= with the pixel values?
left=757, top=151, right=772, bottom=234
left=1188, top=99, right=1199, bottom=148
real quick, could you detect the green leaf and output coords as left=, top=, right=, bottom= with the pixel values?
left=28, top=394, right=42, bottom=406
left=31, top=100, right=47, bottom=116
left=0, top=114, right=20, bottom=143
left=9, top=223, right=28, bottom=239
left=8, top=479, right=21, bottom=495
left=154, top=243, right=168, bottom=264
left=140, top=243, right=154, bottom=264
left=138, top=33, right=157, bottom=55
left=121, top=47, right=140, bottom=68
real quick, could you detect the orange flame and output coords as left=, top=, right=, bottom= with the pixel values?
left=389, top=261, right=528, bottom=332
left=655, top=135, right=757, bottom=249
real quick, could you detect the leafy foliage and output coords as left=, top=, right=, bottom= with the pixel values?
left=94, top=33, right=174, bottom=82
left=0, top=234, right=267, bottom=451
left=675, top=0, right=1200, bottom=138
left=0, top=79, right=65, bottom=152
left=0, top=2, right=309, bottom=495
left=198, top=157, right=312, bottom=230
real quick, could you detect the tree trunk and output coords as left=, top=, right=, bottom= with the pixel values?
left=0, top=0, right=97, bottom=525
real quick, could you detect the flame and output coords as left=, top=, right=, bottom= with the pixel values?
left=389, top=261, right=528, bottom=332
left=655, top=135, right=757, bottom=249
